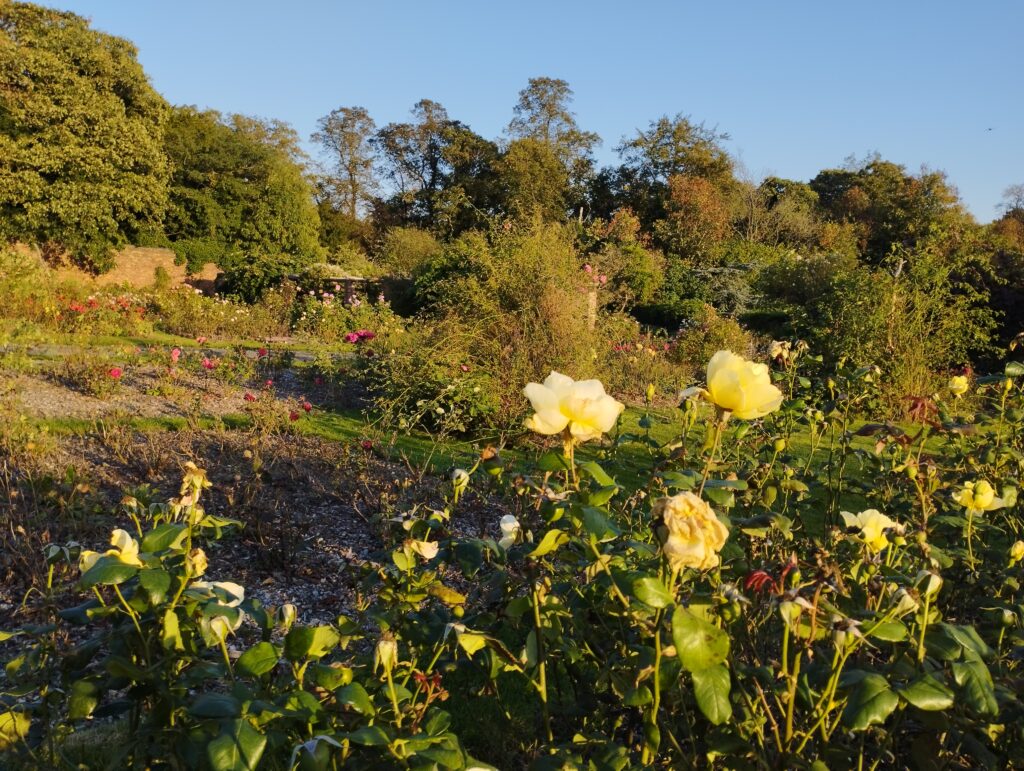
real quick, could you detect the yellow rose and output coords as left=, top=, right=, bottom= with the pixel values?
left=78, top=550, right=101, bottom=573
left=841, top=509, right=899, bottom=553
left=948, top=375, right=969, bottom=397
left=524, top=372, right=625, bottom=442
left=1010, top=541, right=1024, bottom=564
left=654, top=492, right=730, bottom=571
left=953, top=480, right=1004, bottom=513
left=187, top=548, right=209, bottom=577
left=109, top=529, right=144, bottom=567
left=698, top=351, right=784, bottom=420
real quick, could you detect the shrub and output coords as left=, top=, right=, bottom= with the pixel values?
left=375, top=226, right=443, bottom=277
left=669, top=302, right=756, bottom=371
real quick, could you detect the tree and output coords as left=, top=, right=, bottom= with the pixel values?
left=810, top=156, right=973, bottom=262
left=0, top=2, right=169, bottom=271
left=507, top=77, right=599, bottom=166
left=163, top=107, right=321, bottom=270
left=312, top=106, right=378, bottom=219
left=507, top=77, right=599, bottom=216
left=612, top=114, right=733, bottom=229
left=496, top=138, right=570, bottom=222
left=373, top=100, right=499, bottom=232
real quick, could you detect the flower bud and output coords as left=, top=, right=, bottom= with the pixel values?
left=914, top=570, right=942, bottom=599
left=773, top=438, right=787, bottom=453
left=277, top=603, right=297, bottom=631
left=375, top=636, right=399, bottom=677
left=1010, top=540, right=1024, bottom=564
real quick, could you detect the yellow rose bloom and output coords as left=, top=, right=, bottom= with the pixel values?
left=841, top=509, right=899, bottom=553
left=1010, top=541, right=1024, bottom=564
left=654, top=492, right=730, bottom=571
left=953, top=480, right=1005, bottom=513
left=704, top=351, right=784, bottom=420
left=948, top=375, right=969, bottom=397
left=524, top=372, right=625, bottom=442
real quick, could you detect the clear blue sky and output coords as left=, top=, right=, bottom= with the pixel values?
left=54, top=0, right=1023, bottom=222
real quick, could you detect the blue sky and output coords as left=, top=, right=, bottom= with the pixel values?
left=54, top=0, right=1023, bottom=221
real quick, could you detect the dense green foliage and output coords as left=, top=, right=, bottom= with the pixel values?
left=0, top=3, right=169, bottom=271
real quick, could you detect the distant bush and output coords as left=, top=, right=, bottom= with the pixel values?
left=218, top=254, right=303, bottom=303
left=148, top=286, right=292, bottom=339
left=668, top=302, right=756, bottom=371
left=376, top=226, right=443, bottom=276
left=169, top=238, right=235, bottom=274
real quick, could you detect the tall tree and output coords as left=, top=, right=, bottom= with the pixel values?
left=507, top=77, right=599, bottom=217
left=312, top=106, right=377, bottom=219
left=610, top=114, right=733, bottom=230
left=507, top=77, right=599, bottom=165
left=163, top=107, right=321, bottom=269
left=0, top=2, right=169, bottom=271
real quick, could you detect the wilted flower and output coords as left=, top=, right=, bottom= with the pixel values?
left=523, top=372, right=624, bottom=442
left=953, top=480, right=1005, bottom=513
left=289, top=410, right=300, bottom=422
left=451, top=468, right=470, bottom=500
left=277, top=603, right=297, bottom=631
left=841, top=509, right=901, bottom=553
left=187, top=548, right=209, bottom=577
left=948, top=375, right=969, bottom=397
left=769, top=340, right=792, bottom=362
left=890, top=586, right=920, bottom=617
left=498, top=514, right=521, bottom=549
left=681, top=351, right=783, bottom=420
left=654, top=492, right=729, bottom=571
left=778, top=596, right=813, bottom=628
left=189, top=580, right=245, bottom=607
left=410, top=540, right=439, bottom=560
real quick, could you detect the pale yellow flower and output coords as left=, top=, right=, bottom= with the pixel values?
left=107, top=529, right=144, bottom=567
left=953, top=480, right=1005, bottom=513
left=654, top=492, right=729, bottom=571
left=1009, top=541, right=1024, bottom=564
left=682, top=351, right=783, bottom=420
left=498, top=514, right=520, bottom=549
left=410, top=540, right=439, bottom=560
left=841, top=509, right=900, bottom=553
left=948, top=375, right=969, bottom=397
left=524, top=372, right=624, bottom=442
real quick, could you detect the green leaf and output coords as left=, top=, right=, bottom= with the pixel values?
left=138, top=568, right=171, bottom=604
left=579, top=461, right=616, bottom=486
left=284, top=625, right=340, bottom=662
left=308, top=663, right=353, bottom=692
left=672, top=606, right=729, bottom=673
left=842, top=673, right=898, bottom=731
left=427, top=583, right=466, bottom=606
left=237, top=642, right=279, bottom=677
left=867, top=621, right=908, bottom=642
left=346, top=725, right=389, bottom=746
left=536, top=451, right=571, bottom=473
left=703, top=479, right=748, bottom=490
left=67, top=679, right=99, bottom=720
left=582, top=507, right=619, bottom=541
left=207, top=719, right=267, bottom=771
left=162, top=609, right=184, bottom=652
left=703, top=488, right=735, bottom=507
left=79, top=556, right=138, bottom=588
left=0, top=710, right=30, bottom=750
left=337, top=682, right=375, bottom=715
left=0, top=630, right=21, bottom=642
left=952, top=660, right=998, bottom=717
left=631, top=576, right=674, bottom=609
left=140, top=523, right=188, bottom=553
left=528, top=529, right=569, bottom=559
left=586, top=485, right=619, bottom=507
left=1005, top=361, right=1024, bottom=377
left=899, top=675, right=954, bottom=711
left=692, top=664, right=732, bottom=725
left=190, top=693, right=242, bottom=719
